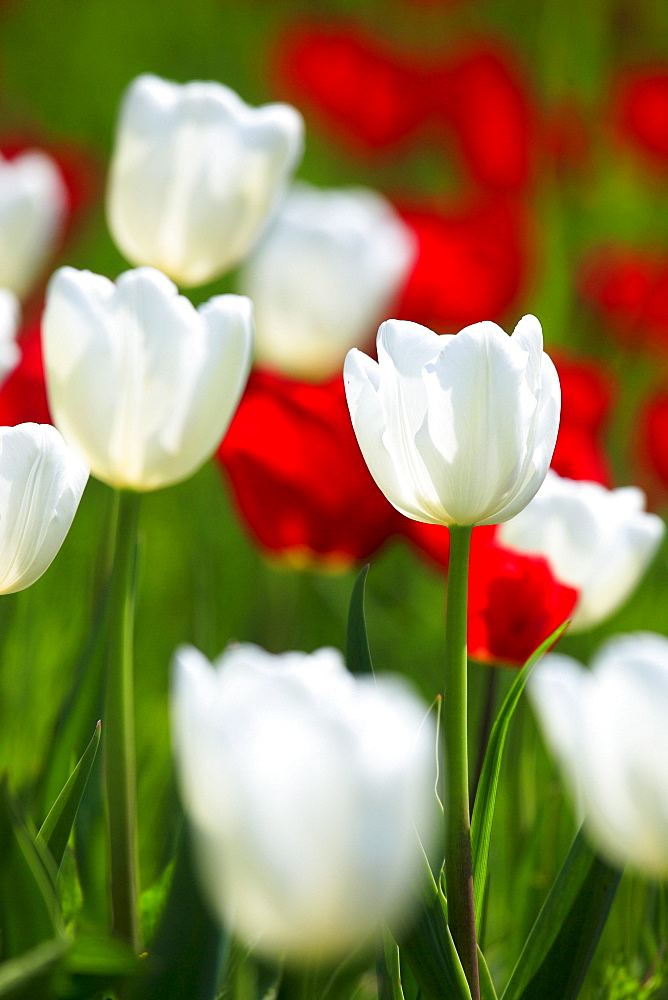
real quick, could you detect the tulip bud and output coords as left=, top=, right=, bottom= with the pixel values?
left=344, top=315, right=560, bottom=526
left=107, top=74, right=304, bottom=287
left=42, top=266, right=254, bottom=491
left=0, top=151, right=67, bottom=299
left=239, top=183, right=416, bottom=379
left=529, top=633, right=668, bottom=877
left=172, top=642, right=437, bottom=961
left=0, top=289, right=20, bottom=386
left=0, top=423, right=88, bottom=593
left=498, top=470, right=665, bottom=630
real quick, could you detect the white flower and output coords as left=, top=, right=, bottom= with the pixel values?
left=0, top=150, right=67, bottom=299
left=529, top=633, right=668, bottom=877
left=239, top=182, right=416, bottom=379
left=344, top=315, right=560, bottom=526
left=498, top=471, right=665, bottom=631
left=42, top=266, right=253, bottom=491
left=172, top=642, right=437, bottom=960
left=107, top=74, right=304, bottom=287
left=0, top=423, right=88, bottom=593
left=0, top=289, right=20, bottom=386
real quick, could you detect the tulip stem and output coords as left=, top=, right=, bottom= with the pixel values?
left=105, top=488, right=142, bottom=951
left=443, top=524, right=479, bottom=1000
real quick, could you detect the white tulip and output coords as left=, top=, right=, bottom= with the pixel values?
left=498, top=471, right=665, bottom=631
left=239, top=182, right=416, bottom=379
left=42, top=266, right=253, bottom=491
left=107, top=74, right=304, bottom=287
left=0, top=423, right=88, bottom=593
left=0, top=150, right=67, bottom=299
left=0, top=289, right=21, bottom=386
left=172, top=642, right=437, bottom=960
left=529, top=633, right=668, bottom=877
left=344, top=315, right=560, bottom=527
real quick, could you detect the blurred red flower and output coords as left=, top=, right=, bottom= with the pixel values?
left=218, top=369, right=402, bottom=568
left=273, top=23, right=431, bottom=156
left=395, top=197, right=528, bottom=331
left=579, top=246, right=668, bottom=352
left=615, top=68, right=668, bottom=167
left=550, top=353, right=615, bottom=485
left=468, top=540, right=578, bottom=667
left=0, top=319, right=51, bottom=426
left=438, top=46, right=535, bottom=191
left=639, top=389, right=668, bottom=489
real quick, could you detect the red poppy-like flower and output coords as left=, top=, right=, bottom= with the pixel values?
left=468, top=540, right=578, bottom=668
left=218, top=369, right=402, bottom=568
left=579, top=246, right=668, bottom=352
left=0, top=319, right=51, bottom=426
left=550, top=353, right=615, bottom=485
left=395, top=197, right=528, bottom=332
left=615, top=68, right=668, bottom=167
left=437, top=46, right=534, bottom=191
left=639, top=389, right=668, bottom=489
left=273, top=23, right=431, bottom=157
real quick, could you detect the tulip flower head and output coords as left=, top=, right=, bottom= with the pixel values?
left=107, top=74, right=304, bottom=287
left=0, top=150, right=67, bottom=299
left=0, top=289, right=20, bottom=386
left=529, top=633, right=668, bottom=878
left=172, top=642, right=437, bottom=961
left=344, top=315, right=560, bottom=526
left=239, top=183, right=416, bottom=379
left=0, top=423, right=88, bottom=593
left=498, top=471, right=665, bottom=631
left=42, top=266, right=254, bottom=491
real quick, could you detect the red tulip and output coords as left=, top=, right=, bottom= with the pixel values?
left=0, top=319, right=51, bottom=426
left=395, top=198, right=528, bottom=331
left=550, top=353, right=615, bottom=485
left=218, top=369, right=402, bottom=568
left=579, top=247, right=668, bottom=352
left=467, top=540, right=578, bottom=667
left=272, top=23, right=431, bottom=156
left=438, top=46, right=534, bottom=191
left=640, top=389, right=668, bottom=489
left=615, top=68, right=668, bottom=167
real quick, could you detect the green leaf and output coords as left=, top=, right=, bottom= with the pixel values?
left=377, top=930, right=404, bottom=1000
left=397, top=855, right=471, bottom=1000
left=0, top=937, right=66, bottom=999
left=477, top=945, right=498, bottom=1000
left=345, top=564, right=373, bottom=675
left=0, top=782, right=63, bottom=962
left=501, top=829, right=621, bottom=1000
left=470, top=621, right=570, bottom=932
left=55, top=930, right=142, bottom=999
left=128, top=829, right=224, bottom=1000
left=38, top=722, right=101, bottom=872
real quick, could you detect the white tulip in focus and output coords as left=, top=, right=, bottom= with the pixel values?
left=0, top=151, right=67, bottom=299
left=344, top=315, right=560, bottom=526
left=529, top=633, right=668, bottom=877
left=107, top=74, right=304, bottom=287
left=0, top=289, right=21, bottom=386
left=42, top=266, right=254, bottom=491
left=239, top=182, right=416, bottom=379
left=0, top=423, right=88, bottom=593
left=172, top=642, right=437, bottom=960
left=498, top=471, right=665, bottom=631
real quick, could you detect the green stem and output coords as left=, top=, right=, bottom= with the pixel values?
left=443, top=524, right=479, bottom=1000
left=105, top=488, right=142, bottom=951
